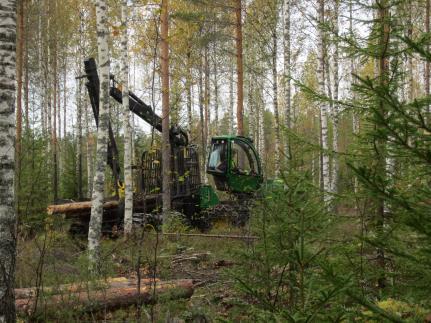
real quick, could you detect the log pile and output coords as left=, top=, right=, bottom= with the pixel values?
left=15, top=277, right=194, bottom=316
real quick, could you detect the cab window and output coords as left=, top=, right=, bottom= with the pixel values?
left=208, top=140, right=227, bottom=173
left=231, top=139, right=258, bottom=176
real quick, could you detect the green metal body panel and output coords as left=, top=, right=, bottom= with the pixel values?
left=199, top=184, right=220, bottom=209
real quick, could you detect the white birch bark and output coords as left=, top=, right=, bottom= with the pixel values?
left=121, top=0, right=133, bottom=236
left=76, top=76, right=83, bottom=200
left=318, top=0, right=331, bottom=203
left=88, top=0, right=110, bottom=272
left=0, top=0, right=17, bottom=320
left=331, top=0, right=340, bottom=195
left=283, top=0, right=291, bottom=164
left=85, top=101, right=94, bottom=198
left=272, top=30, right=281, bottom=174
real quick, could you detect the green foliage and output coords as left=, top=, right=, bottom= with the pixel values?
left=231, top=170, right=350, bottom=321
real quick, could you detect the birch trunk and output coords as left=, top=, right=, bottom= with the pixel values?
left=236, top=0, right=244, bottom=136
left=318, top=0, right=331, bottom=203
left=76, top=76, right=83, bottom=200
left=377, top=0, right=390, bottom=289
left=213, top=53, right=219, bottom=132
left=258, top=74, right=265, bottom=173
left=272, top=27, right=280, bottom=174
left=331, top=0, right=339, bottom=195
left=0, top=0, right=17, bottom=320
left=15, top=0, right=23, bottom=213
left=160, top=0, right=171, bottom=215
left=88, top=0, right=111, bottom=272
left=247, top=74, right=255, bottom=142
left=77, top=12, right=84, bottom=197
left=121, top=1, right=133, bottom=235
left=85, top=104, right=94, bottom=198
left=283, top=0, right=291, bottom=164
left=204, top=46, right=210, bottom=149
left=426, top=0, right=430, bottom=115
left=186, top=49, right=193, bottom=135
left=63, top=60, right=67, bottom=139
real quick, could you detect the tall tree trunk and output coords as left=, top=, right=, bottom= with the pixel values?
left=0, top=0, right=17, bottom=320
left=204, top=45, right=210, bottom=150
left=229, top=56, right=234, bottom=135
left=85, top=104, right=94, bottom=198
left=283, top=0, right=291, bottom=165
left=186, top=49, right=193, bottom=135
left=426, top=0, right=430, bottom=115
left=63, top=60, right=67, bottom=139
left=331, top=0, right=340, bottom=195
left=235, top=0, right=244, bottom=136
left=78, top=10, right=86, bottom=201
left=376, top=0, right=390, bottom=289
left=213, top=52, right=219, bottom=132
left=258, top=65, right=266, bottom=174
left=407, top=0, right=413, bottom=102
left=247, top=74, right=255, bottom=142
left=318, top=0, right=331, bottom=203
left=160, top=0, right=171, bottom=216
left=272, top=28, right=280, bottom=174
left=121, top=0, right=133, bottom=235
left=89, top=0, right=111, bottom=272
left=76, top=76, right=83, bottom=200
left=23, top=0, right=29, bottom=132
left=199, top=53, right=206, bottom=182
left=53, top=48, right=58, bottom=202
left=16, top=0, right=23, bottom=198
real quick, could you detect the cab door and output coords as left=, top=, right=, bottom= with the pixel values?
left=227, top=138, right=262, bottom=193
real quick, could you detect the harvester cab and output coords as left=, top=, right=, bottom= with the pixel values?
left=207, top=136, right=263, bottom=194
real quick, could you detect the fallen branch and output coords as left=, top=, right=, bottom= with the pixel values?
left=16, top=278, right=193, bottom=316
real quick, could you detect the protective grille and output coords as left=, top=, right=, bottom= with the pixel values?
left=141, top=145, right=201, bottom=198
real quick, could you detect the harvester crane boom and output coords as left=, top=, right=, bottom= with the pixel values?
left=83, top=57, right=189, bottom=190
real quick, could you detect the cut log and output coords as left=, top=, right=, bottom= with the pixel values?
left=16, top=278, right=193, bottom=316
left=47, top=200, right=119, bottom=215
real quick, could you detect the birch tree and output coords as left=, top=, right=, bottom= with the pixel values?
left=236, top=0, right=244, bottom=136
left=283, top=0, right=291, bottom=165
left=317, top=0, right=331, bottom=203
left=121, top=0, right=133, bottom=235
left=0, top=0, right=17, bottom=320
left=426, top=0, right=430, bottom=111
left=331, top=0, right=340, bottom=194
left=88, top=0, right=110, bottom=271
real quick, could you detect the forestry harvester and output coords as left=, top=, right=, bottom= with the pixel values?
left=49, top=58, right=263, bottom=234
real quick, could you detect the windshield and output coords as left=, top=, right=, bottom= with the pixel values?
left=207, top=140, right=227, bottom=173
left=231, top=139, right=259, bottom=176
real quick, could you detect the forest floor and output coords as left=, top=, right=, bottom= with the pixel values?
left=15, top=219, right=254, bottom=321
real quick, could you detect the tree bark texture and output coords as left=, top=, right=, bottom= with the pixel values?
left=331, top=0, right=340, bottom=195
left=235, top=0, right=244, bottom=136
left=0, top=1, right=17, bottom=321
left=160, top=0, right=171, bottom=215
left=318, top=0, right=331, bottom=203
left=88, top=0, right=111, bottom=272
left=283, top=0, right=291, bottom=164
left=121, top=0, right=133, bottom=235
